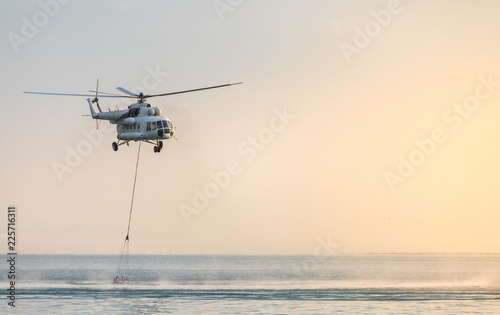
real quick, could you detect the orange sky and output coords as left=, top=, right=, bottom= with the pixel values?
left=1, top=0, right=500, bottom=254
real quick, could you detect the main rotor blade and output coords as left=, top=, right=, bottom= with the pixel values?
left=145, top=82, right=243, bottom=98
left=26, top=82, right=243, bottom=100
left=24, top=91, right=134, bottom=98
left=116, top=87, right=138, bottom=97
left=88, top=90, right=124, bottom=96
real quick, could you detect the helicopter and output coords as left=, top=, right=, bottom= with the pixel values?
left=25, top=80, right=242, bottom=153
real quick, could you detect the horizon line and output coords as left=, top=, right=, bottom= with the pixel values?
left=12, top=252, right=500, bottom=256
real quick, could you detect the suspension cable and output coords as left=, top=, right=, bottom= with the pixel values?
left=126, top=142, right=142, bottom=240
left=115, top=142, right=142, bottom=283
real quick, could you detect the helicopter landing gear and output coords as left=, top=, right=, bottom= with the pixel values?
left=143, top=140, right=164, bottom=153
left=112, top=140, right=129, bottom=151
left=153, top=140, right=163, bottom=153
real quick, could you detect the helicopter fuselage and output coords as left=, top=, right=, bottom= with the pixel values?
left=88, top=99, right=175, bottom=141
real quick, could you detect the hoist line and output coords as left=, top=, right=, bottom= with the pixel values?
left=116, top=142, right=142, bottom=282
left=126, top=142, right=142, bottom=240
left=117, top=238, right=129, bottom=279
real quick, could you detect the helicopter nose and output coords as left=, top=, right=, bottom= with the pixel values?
left=158, top=128, right=173, bottom=139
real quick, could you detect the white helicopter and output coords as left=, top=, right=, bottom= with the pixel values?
left=25, top=81, right=242, bottom=153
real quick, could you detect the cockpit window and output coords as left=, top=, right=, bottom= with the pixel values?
left=157, top=120, right=163, bottom=128
left=129, top=108, right=140, bottom=117
left=151, top=122, right=156, bottom=130
left=167, top=121, right=173, bottom=128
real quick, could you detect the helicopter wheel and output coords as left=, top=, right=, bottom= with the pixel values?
left=154, top=146, right=158, bottom=153
left=159, top=141, right=163, bottom=150
left=112, top=142, right=118, bottom=151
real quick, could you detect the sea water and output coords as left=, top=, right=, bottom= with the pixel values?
left=1, top=254, right=499, bottom=314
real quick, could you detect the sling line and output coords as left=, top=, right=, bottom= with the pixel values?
left=126, top=141, right=142, bottom=240
left=114, top=142, right=142, bottom=283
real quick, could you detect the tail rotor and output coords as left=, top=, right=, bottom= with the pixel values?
left=92, top=79, right=103, bottom=113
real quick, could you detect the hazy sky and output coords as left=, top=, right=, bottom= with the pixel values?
left=1, top=0, right=500, bottom=254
